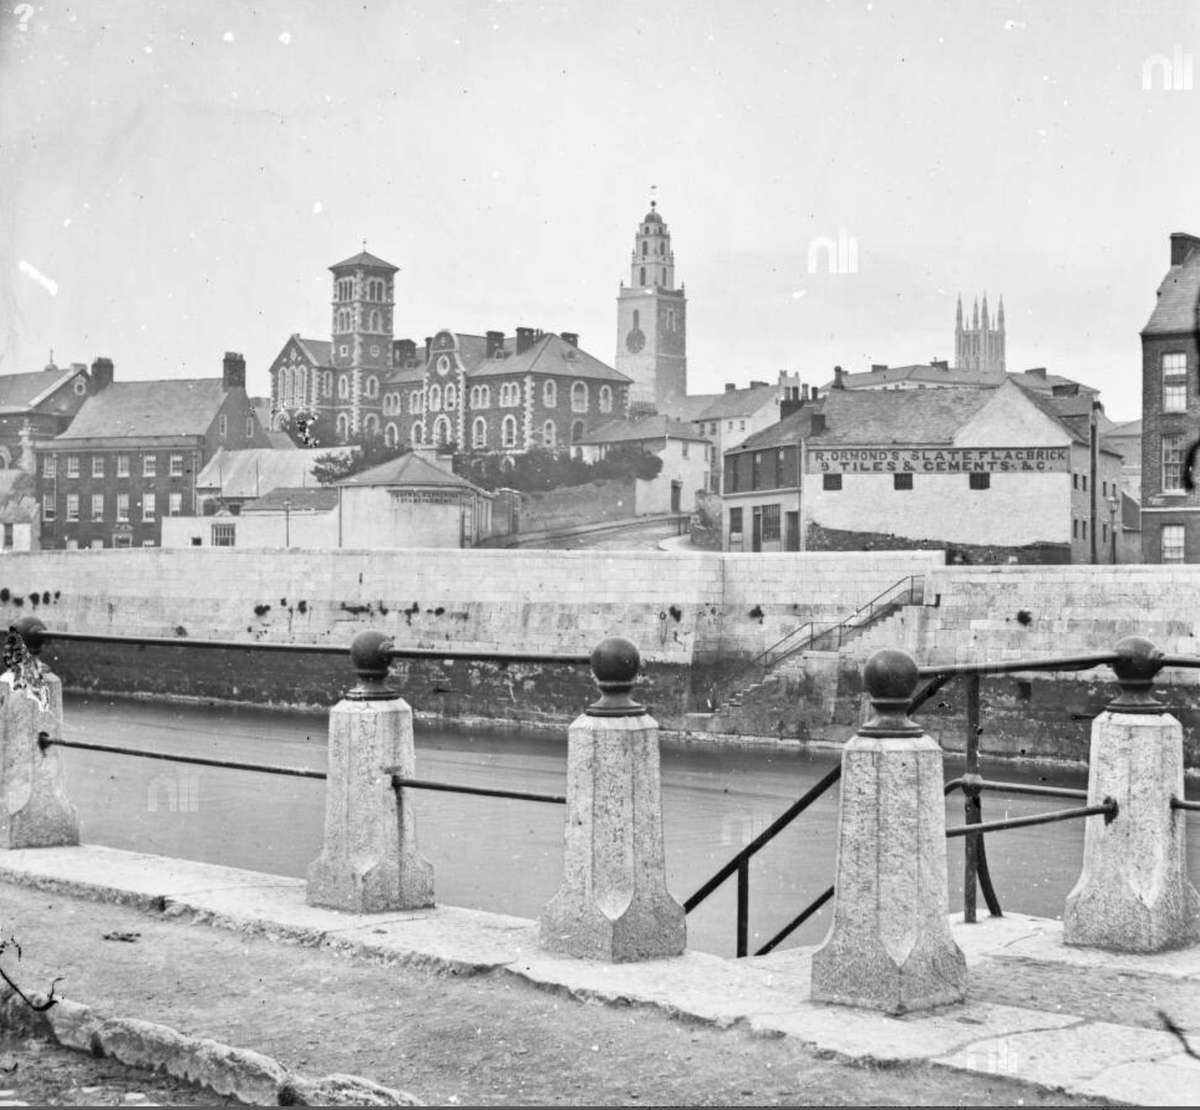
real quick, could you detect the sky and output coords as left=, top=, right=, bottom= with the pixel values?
left=1, top=0, right=1197, bottom=423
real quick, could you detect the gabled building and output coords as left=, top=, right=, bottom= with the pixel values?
left=268, top=250, right=632, bottom=454
left=691, top=374, right=800, bottom=490
left=0, top=359, right=96, bottom=469
left=1140, top=231, right=1200, bottom=562
left=194, top=446, right=356, bottom=514
left=37, top=353, right=269, bottom=549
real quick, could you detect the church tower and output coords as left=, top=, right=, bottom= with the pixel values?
left=329, top=248, right=398, bottom=434
left=615, top=201, right=687, bottom=413
left=955, top=292, right=1006, bottom=372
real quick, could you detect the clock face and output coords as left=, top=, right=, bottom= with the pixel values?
left=626, top=328, right=645, bottom=354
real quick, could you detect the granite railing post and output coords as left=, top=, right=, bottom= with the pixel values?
left=539, top=637, right=686, bottom=961
left=1064, top=637, right=1200, bottom=952
left=307, top=630, right=434, bottom=913
left=811, top=647, right=966, bottom=1013
left=0, top=617, right=79, bottom=849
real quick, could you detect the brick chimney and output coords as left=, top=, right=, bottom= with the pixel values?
left=1170, top=231, right=1200, bottom=266
left=90, top=357, right=114, bottom=392
left=930, top=359, right=949, bottom=371
left=424, top=336, right=433, bottom=362
left=725, top=383, right=737, bottom=393
left=486, top=330, right=506, bottom=358
left=561, top=332, right=579, bottom=348
left=1027, top=366, right=1048, bottom=380
left=832, top=366, right=845, bottom=391
left=871, top=364, right=888, bottom=373
left=222, top=351, right=246, bottom=390
left=515, top=327, right=537, bottom=354
left=393, top=338, right=417, bottom=366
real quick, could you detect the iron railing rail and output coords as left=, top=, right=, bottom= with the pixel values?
left=37, top=736, right=327, bottom=779
left=391, top=775, right=566, bottom=806
left=945, top=797, right=1117, bottom=837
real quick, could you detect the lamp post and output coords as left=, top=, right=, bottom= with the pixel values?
left=1107, top=496, right=1119, bottom=564
left=284, top=498, right=292, bottom=549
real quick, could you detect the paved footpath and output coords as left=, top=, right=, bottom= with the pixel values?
left=0, top=845, right=1197, bottom=1105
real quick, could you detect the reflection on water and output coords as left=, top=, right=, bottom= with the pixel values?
left=59, top=693, right=1200, bottom=959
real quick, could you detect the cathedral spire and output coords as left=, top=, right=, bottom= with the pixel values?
left=955, top=294, right=963, bottom=332
left=973, top=298, right=979, bottom=330
left=981, top=293, right=990, bottom=330
left=997, top=295, right=1006, bottom=330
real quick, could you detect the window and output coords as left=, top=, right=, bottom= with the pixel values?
left=894, top=472, right=913, bottom=490
left=338, top=377, right=349, bottom=400
left=1163, top=352, right=1187, bottom=413
left=823, top=473, right=842, bottom=491
left=633, top=310, right=640, bottom=329
left=500, top=382, right=520, bottom=407
left=433, top=416, right=451, bottom=446
left=92, top=457, right=104, bottom=478
left=729, top=508, right=743, bottom=535
left=667, top=308, right=676, bottom=331
left=336, top=413, right=350, bottom=439
left=437, top=355, right=451, bottom=375
left=66, top=493, right=79, bottom=522
left=1163, top=433, right=1186, bottom=491
left=1082, top=475, right=1088, bottom=492
left=1162, top=524, right=1186, bottom=563
left=169, top=454, right=184, bottom=477
left=143, top=455, right=156, bottom=477
left=543, top=380, right=557, bottom=408
left=1102, top=522, right=1109, bottom=543
left=113, top=533, right=133, bottom=549
left=323, top=371, right=333, bottom=397
left=411, top=420, right=425, bottom=445
left=2, top=523, right=11, bottom=548
left=571, top=381, right=588, bottom=413
left=91, top=494, right=104, bottom=520
left=369, top=310, right=382, bottom=332
left=66, top=456, right=79, bottom=479
left=410, top=391, right=423, bottom=413
left=472, top=417, right=487, bottom=449
left=969, top=472, right=990, bottom=490
left=116, top=493, right=130, bottom=522
left=502, top=415, right=518, bottom=448
left=727, top=458, right=739, bottom=493
left=1082, top=519, right=1088, bottom=539
left=41, top=496, right=54, bottom=522
left=682, top=441, right=690, bottom=459
left=752, top=453, right=762, bottom=489
left=710, top=422, right=717, bottom=435
left=640, top=266, right=646, bottom=285
left=1102, top=480, right=1108, bottom=497
left=339, top=344, right=348, bottom=357
left=364, top=413, right=379, bottom=435
left=599, top=385, right=612, bottom=413
left=42, top=456, right=55, bottom=479
left=143, top=493, right=156, bottom=521
left=212, top=522, right=236, bottom=547
left=445, top=384, right=456, bottom=410
left=246, top=417, right=255, bottom=438
left=543, top=420, right=556, bottom=447
left=384, top=422, right=399, bottom=448
left=1073, top=473, right=1078, bottom=489
left=761, top=504, right=781, bottom=541
left=471, top=385, right=491, bottom=409
left=365, top=376, right=379, bottom=399
left=117, top=455, right=130, bottom=478
left=1073, top=519, right=1079, bottom=539
left=218, top=414, right=228, bottom=437
left=429, top=385, right=442, bottom=411
left=571, top=419, right=584, bottom=443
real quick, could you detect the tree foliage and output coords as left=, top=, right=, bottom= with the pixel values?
left=312, top=431, right=411, bottom=485
left=456, top=445, right=663, bottom=493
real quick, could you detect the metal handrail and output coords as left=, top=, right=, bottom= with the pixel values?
left=37, top=736, right=327, bottom=780
left=392, top=775, right=565, bottom=806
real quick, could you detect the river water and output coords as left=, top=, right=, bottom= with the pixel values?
left=58, top=693, right=1200, bottom=959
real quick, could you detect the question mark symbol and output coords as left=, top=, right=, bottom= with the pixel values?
left=13, top=4, right=33, bottom=31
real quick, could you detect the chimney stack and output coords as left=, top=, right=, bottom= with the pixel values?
left=90, top=357, right=114, bottom=392
left=486, top=330, right=506, bottom=358
left=561, top=331, right=579, bottom=348
left=871, top=364, right=888, bottom=373
left=424, top=336, right=433, bottom=362
left=930, top=359, right=949, bottom=371
left=394, top=338, right=417, bottom=365
left=222, top=351, right=246, bottom=390
left=833, top=366, right=845, bottom=391
left=725, top=382, right=737, bottom=393
left=515, top=327, right=537, bottom=354
left=1170, top=231, right=1200, bottom=267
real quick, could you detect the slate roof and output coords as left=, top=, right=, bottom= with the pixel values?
left=667, top=393, right=723, bottom=423
left=693, top=385, right=777, bottom=421
left=241, top=486, right=340, bottom=513
left=0, top=366, right=84, bottom=414
left=337, top=452, right=486, bottom=493
left=468, top=333, right=630, bottom=383
left=731, top=405, right=827, bottom=452
left=577, top=415, right=709, bottom=446
left=328, top=251, right=398, bottom=272
left=822, top=364, right=1095, bottom=396
left=1106, top=418, right=1142, bottom=438
left=806, top=387, right=994, bottom=446
left=1143, top=236, right=1200, bottom=335
left=295, top=338, right=333, bottom=367
left=195, top=447, right=353, bottom=497
left=53, top=380, right=228, bottom=441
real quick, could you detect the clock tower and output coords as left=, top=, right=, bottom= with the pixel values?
left=615, top=201, right=687, bottom=413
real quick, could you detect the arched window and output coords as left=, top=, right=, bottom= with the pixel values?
left=279, top=367, right=291, bottom=405
left=336, top=309, right=351, bottom=332
left=364, top=413, right=379, bottom=435
left=429, top=384, right=442, bottom=411
left=367, top=278, right=384, bottom=301
left=640, top=266, right=646, bottom=286
left=543, top=420, right=556, bottom=448
left=502, top=415, right=518, bottom=448
left=323, top=371, right=333, bottom=397
left=433, top=415, right=452, bottom=446
left=571, top=420, right=584, bottom=443
left=472, top=417, right=487, bottom=448
left=478, top=385, right=490, bottom=408
left=445, top=384, right=456, bottom=410
left=571, top=381, right=588, bottom=413
left=410, top=390, right=423, bottom=414
left=633, top=309, right=640, bottom=329
left=369, top=310, right=382, bottom=332
left=599, top=385, right=612, bottom=413
left=543, top=380, right=556, bottom=408
left=337, top=376, right=349, bottom=400
left=365, top=376, right=379, bottom=399
left=385, top=422, right=399, bottom=447
left=296, top=366, right=307, bottom=403
left=412, top=420, right=425, bottom=445
left=336, top=413, right=350, bottom=439
left=642, top=241, right=647, bottom=256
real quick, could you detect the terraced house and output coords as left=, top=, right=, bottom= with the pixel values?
left=268, top=249, right=632, bottom=453
left=36, top=353, right=268, bottom=548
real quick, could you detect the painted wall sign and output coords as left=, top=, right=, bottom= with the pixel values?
left=806, top=446, right=1070, bottom=474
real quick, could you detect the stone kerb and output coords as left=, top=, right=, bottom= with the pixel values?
left=811, top=647, right=966, bottom=1013
left=1064, top=637, right=1200, bottom=952
left=0, top=620, right=79, bottom=849
left=539, top=636, right=686, bottom=962
left=307, top=630, right=434, bottom=913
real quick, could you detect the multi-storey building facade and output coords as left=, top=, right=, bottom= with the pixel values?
left=0, top=359, right=97, bottom=469
left=614, top=201, right=688, bottom=412
left=37, top=353, right=268, bottom=548
left=268, top=252, right=632, bottom=452
left=1140, top=231, right=1200, bottom=562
